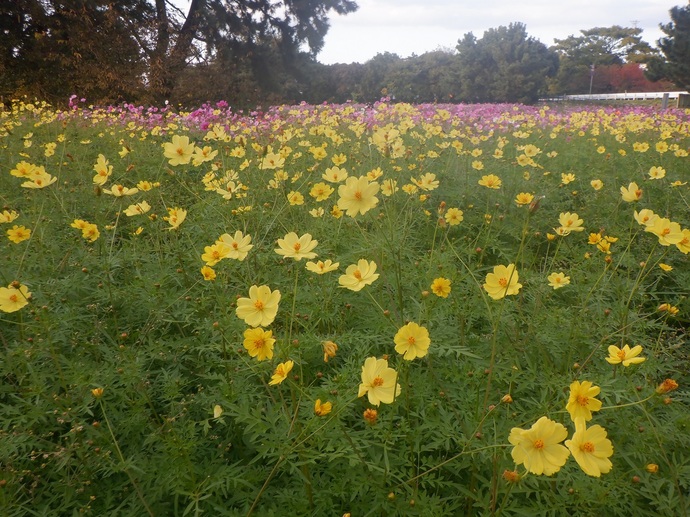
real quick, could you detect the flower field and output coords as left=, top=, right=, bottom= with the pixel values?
left=1, top=99, right=689, bottom=515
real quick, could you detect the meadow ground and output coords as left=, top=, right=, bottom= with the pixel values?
left=1, top=99, right=689, bottom=516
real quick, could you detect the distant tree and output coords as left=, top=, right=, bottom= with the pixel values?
left=455, top=23, right=558, bottom=103
left=646, top=4, right=690, bottom=90
left=0, top=0, right=358, bottom=105
left=0, top=0, right=147, bottom=104
left=550, top=26, right=658, bottom=94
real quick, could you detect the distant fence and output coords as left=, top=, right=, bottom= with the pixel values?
left=542, top=91, right=690, bottom=107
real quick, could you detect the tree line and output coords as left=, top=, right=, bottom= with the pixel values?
left=1, top=1, right=688, bottom=108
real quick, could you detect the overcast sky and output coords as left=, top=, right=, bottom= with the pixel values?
left=317, top=0, right=671, bottom=64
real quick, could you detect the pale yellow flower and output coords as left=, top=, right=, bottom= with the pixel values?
left=483, top=264, right=522, bottom=300
left=236, top=285, right=281, bottom=327
left=620, top=182, right=642, bottom=202
left=275, top=232, right=318, bottom=261
left=509, top=416, right=570, bottom=476
left=478, top=174, right=501, bottom=189
left=217, top=231, right=253, bottom=261
left=565, top=420, right=613, bottom=477
left=338, top=259, right=379, bottom=292
left=547, top=272, right=570, bottom=290
left=357, top=357, right=401, bottom=406
left=605, top=344, right=645, bottom=366
left=269, top=360, right=294, bottom=385
left=394, top=322, right=431, bottom=360
left=0, top=283, right=31, bottom=313
left=163, top=135, right=195, bottom=166
left=305, top=259, right=339, bottom=274
left=337, top=176, right=380, bottom=217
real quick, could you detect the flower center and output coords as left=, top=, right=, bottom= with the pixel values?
left=293, top=242, right=301, bottom=252
left=498, top=278, right=508, bottom=287
left=407, top=336, right=416, bottom=345
left=661, top=228, right=670, bottom=236
left=533, top=439, right=545, bottom=450
left=176, top=147, right=185, bottom=156
left=232, top=243, right=239, bottom=249
left=354, top=191, right=362, bottom=200
left=581, top=441, right=595, bottom=453
left=353, top=270, right=362, bottom=280
left=576, top=395, right=589, bottom=406
left=254, top=300, right=264, bottom=310
left=253, top=339, right=265, bottom=350
left=9, top=294, right=18, bottom=303
left=372, top=376, right=384, bottom=387
left=617, top=349, right=627, bottom=360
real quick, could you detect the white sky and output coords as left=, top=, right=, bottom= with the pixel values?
left=317, top=0, right=670, bottom=64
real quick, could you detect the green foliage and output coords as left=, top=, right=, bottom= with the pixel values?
left=0, top=100, right=688, bottom=516
left=456, top=23, right=559, bottom=103
left=646, top=3, right=690, bottom=91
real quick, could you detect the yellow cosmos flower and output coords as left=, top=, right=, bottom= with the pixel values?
left=483, top=264, right=522, bottom=300
left=80, top=223, right=100, bottom=242
left=0, top=283, right=32, bottom=313
left=444, top=208, right=464, bottom=226
left=217, top=231, right=253, bottom=261
left=557, top=212, right=584, bottom=235
left=605, top=344, right=645, bottom=366
left=509, top=416, right=570, bottom=476
left=659, top=263, right=673, bottom=272
left=430, top=277, right=451, bottom=298
left=10, top=161, right=37, bottom=178
left=381, top=179, right=398, bottom=196
left=633, top=209, right=658, bottom=227
left=515, top=192, right=534, bottom=206
left=0, top=210, right=19, bottom=224
left=478, top=174, right=501, bottom=189
left=92, top=154, right=113, bottom=185
left=242, top=327, right=275, bottom=361
left=566, top=381, right=602, bottom=423
left=471, top=160, right=485, bottom=170
left=620, top=182, right=642, bottom=202
left=191, top=145, right=218, bottom=166
left=163, top=134, right=195, bottom=166
left=275, top=232, right=318, bottom=261
left=305, top=259, right=339, bottom=274
left=269, top=360, right=294, bottom=385
left=411, top=173, right=439, bottom=191
left=201, top=242, right=232, bottom=266
left=648, top=166, right=666, bottom=179
left=322, top=166, right=348, bottom=183
left=309, top=182, right=335, bottom=201
left=322, top=340, right=338, bottom=362
left=561, top=173, right=576, bottom=185
left=314, top=399, right=332, bottom=416
left=123, top=201, right=151, bottom=216
left=357, top=357, right=401, bottom=406
left=590, top=179, right=603, bottom=190
left=676, top=229, right=690, bottom=254
left=287, top=191, right=304, bottom=205
left=644, top=217, right=683, bottom=246
left=547, top=272, right=570, bottom=290
left=338, top=259, right=379, bottom=292
left=565, top=420, right=613, bottom=477
left=103, top=184, right=139, bottom=197
left=21, top=172, right=57, bottom=189
left=7, top=225, right=31, bottom=243
left=394, top=322, right=431, bottom=360
left=236, top=285, right=281, bottom=327
left=337, top=176, right=380, bottom=217
left=163, top=207, right=187, bottom=230
left=200, top=265, right=216, bottom=281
